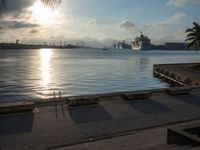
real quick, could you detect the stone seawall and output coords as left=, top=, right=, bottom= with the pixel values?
left=153, top=63, right=200, bottom=87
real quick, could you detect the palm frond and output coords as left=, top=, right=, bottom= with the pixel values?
left=0, top=0, right=6, bottom=7
left=193, top=22, right=200, bottom=29
left=0, top=0, right=62, bottom=9
left=185, top=28, right=194, bottom=33
left=186, top=37, right=197, bottom=41
left=0, top=0, right=6, bottom=13
left=186, top=22, right=200, bottom=51
left=0, top=0, right=6, bottom=14
left=41, top=0, right=62, bottom=9
left=187, top=40, right=197, bottom=49
left=186, top=33, right=197, bottom=38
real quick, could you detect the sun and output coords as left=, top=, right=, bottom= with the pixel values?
left=31, top=0, right=58, bottom=25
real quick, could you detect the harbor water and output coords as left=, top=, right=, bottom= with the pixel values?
left=0, top=48, right=200, bottom=101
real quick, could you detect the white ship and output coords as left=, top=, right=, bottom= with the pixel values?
left=115, top=41, right=132, bottom=49
left=131, top=33, right=151, bottom=50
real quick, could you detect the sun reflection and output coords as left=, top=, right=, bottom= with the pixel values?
left=40, top=49, right=53, bottom=89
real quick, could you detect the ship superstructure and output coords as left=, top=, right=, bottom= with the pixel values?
left=131, top=33, right=151, bottom=50
left=115, top=41, right=132, bottom=49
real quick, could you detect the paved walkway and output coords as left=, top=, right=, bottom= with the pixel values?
left=55, top=120, right=200, bottom=150
left=1, top=89, right=200, bottom=150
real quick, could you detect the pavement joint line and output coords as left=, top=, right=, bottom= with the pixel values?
left=44, top=118, right=200, bottom=150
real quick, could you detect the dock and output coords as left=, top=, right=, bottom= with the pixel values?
left=153, top=63, right=200, bottom=87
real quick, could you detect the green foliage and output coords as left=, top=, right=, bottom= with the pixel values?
left=186, top=22, right=200, bottom=51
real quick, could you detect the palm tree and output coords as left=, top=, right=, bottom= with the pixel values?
left=0, top=0, right=61, bottom=10
left=41, top=0, right=62, bottom=9
left=186, top=22, right=200, bottom=51
left=0, top=0, right=6, bottom=8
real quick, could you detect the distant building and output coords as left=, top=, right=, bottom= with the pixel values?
left=151, top=44, right=166, bottom=50
left=165, top=42, right=189, bottom=50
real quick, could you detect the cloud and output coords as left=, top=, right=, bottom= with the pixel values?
left=155, top=12, right=186, bottom=27
left=1, top=0, right=34, bottom=16
left=9, top=21, right=39, bottom=29
left=144, top=24, right=151, bottom=28
left=0, top=26, right=4, bottom=30
left=0, top=31, right=4, bottom=34
left=167, top=0, right=187, bottom=6
left=159, top=32, right=186, bottom=42
left=119, top=20, right=135, bottom=29
left=167, top=0, right=200, bottom=7
left=86, top=18, right=96, bottom=26
left=30, top=29, right=39, bottom=33
left=0, top=20, right=39, bottom=30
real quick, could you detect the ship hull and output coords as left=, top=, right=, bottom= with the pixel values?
left=131, top=45, right=141, bottom=51
left=132, top=47, right=141, bottom=51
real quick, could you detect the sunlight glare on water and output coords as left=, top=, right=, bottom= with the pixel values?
left=0, top=49, right=200, bottom=102
left=40, top=49, right=52, bottom=90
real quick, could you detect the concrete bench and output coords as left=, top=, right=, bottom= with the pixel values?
left=121, top=91, right=151, bottom=101
left=0, top=101, right=35, bottom=114
left=66, top=96, right=100, bottom=107
left=166, top=87, right=192, bottom=95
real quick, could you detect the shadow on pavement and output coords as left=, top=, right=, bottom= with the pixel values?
left=128, top=99, right=170, bottom=114
left=69, top=105, right=113, bottom=124
left=174, top=95, right=200, bottom=107
left=0, top=112, right=34, bottom=135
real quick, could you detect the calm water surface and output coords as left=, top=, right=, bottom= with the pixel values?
left=0, top=48, right=200, bottom=101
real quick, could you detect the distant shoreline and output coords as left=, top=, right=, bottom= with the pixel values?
left=0, top=43, right=197, bottom=51
left=0, top=43, right=80, bottom=50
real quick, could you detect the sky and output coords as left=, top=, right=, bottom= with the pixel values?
left=0, top=0, right=200, bottom=47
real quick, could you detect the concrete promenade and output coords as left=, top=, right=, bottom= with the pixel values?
left=1, top=88, right=200, bottom=150
left=56, top=120, right=200, bottom=150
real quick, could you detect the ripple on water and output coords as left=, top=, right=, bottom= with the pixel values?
left=0, top=49, right=200, bottom=101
